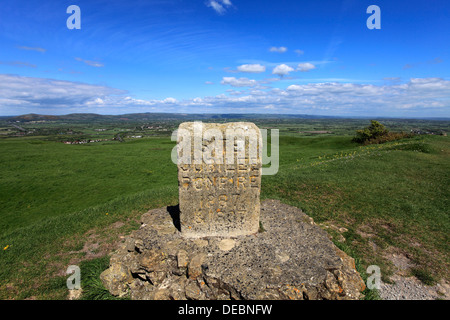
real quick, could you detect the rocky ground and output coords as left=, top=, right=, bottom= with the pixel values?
left=100, top=199, right=366, bottom=300
left=320, top=222, right=449, bottom=300
left=379, top=250, right=449, bottom=300
left=379, top=275, right=449, bottom=300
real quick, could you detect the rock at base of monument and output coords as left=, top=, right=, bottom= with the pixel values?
left=100, top=200, right=366, bottom=300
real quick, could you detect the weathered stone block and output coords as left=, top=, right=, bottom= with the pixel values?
left=176, top=122, right=262, bottom=238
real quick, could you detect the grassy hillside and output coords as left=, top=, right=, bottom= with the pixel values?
left=0, top=132, right=448, bottom=299
left=263, top=135, right=449, bottom=284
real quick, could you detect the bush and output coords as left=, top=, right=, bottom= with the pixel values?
left=366, top=131, right=414, bottom=145
left=353, top=120, right=413, bottom=145
left=353, top=120, right=389, bottom=144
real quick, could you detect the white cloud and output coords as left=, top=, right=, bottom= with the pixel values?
left=196, top=78, right=450, bottom=116
left=94, top=98, right=104, bottom=104
left=0, top=74, right=124, bottom=114
left=297, top=62, right=316, bottom=72
left=121, top=97, right=155, bottom=106
left=163, top=97, right=177, bottom=103
left=269, top=46, right=287, bottom=53
left=272, top=64, right=294, bottom=76
left=207, top=0, right=232, bottom=14
left=295, top=49, right=304, bottom=56
left=236, top=64, right=266, bottom=73
left=221, top=77, right=257, bottom=87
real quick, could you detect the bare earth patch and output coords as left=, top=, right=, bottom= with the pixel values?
left=379, top=246, right=449, bottom=300
left=380, top=275, right=449, bottom=300
left=383, top=247, right=417, bottom=276
left=66, top=220, right=128, bottom=266
left=319, top=217, right=449, bottom=300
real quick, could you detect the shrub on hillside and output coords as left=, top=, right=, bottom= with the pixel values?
left=353, top=120, right=413, bottom=145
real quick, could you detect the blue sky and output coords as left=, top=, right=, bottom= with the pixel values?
left=0, top=0, right=449, bottom=117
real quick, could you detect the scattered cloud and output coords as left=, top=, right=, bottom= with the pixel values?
left=0, top=74, right=124, bottom=114
left=236, top=64, right=266, bottom=73
left=205, top=81, right=214, bottom=85
left=58, top=68, right=83, bottom=75
left=221, top=77, right=257, bottom=87
left=191, top=77, right=449, bottom=116
left=0, top=61, right=36, bottom=68
left=403, top=64, right=413, bottom=70
left=75, top=57, right=104, bottom=67
left=272, top=64, right=294, bottom=76
left=17, top=46, right=46, bottom=53
left=269, top=46, right=287, bottom=53
left=201, top=77, right=450, bottom=116
left=207, top=0, right=232, bottom=15
left=429, top=57, right=443, bottom=64
left=297, top=62, right=316, bottom=72
left=1, top=74, right=449, bottom=117
left=163, top=97, right=177, bottom=103
left=259, top=77, right=282, bottom=84
left=223, top=67, right=238, bottom=73
left=403, top=57, right=443, bottom=70
left=383, top=77, right=401, bottom=82
left=295, top=49, right=304, bottom=56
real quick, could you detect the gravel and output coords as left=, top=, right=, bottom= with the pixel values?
left=379, top=275, right=449, bottom=300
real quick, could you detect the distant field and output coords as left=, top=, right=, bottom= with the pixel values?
left=0, top=118, right=449, bottom=299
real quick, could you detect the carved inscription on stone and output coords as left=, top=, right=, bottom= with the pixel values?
left=177, top=122, right=262, bottom=238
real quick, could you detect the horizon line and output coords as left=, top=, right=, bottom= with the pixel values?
left=1, top=112, right=449, bottom=121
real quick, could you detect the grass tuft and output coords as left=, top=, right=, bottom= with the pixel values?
left=79, top=256, right=128, bottom=300
left=410, top=267, right=438, bottom=286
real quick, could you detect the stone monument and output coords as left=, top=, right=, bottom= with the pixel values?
left=176, top=122, right=262, bottom=238
left=100, top=121, right=366, bottom=300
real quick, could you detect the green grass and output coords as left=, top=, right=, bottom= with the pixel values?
left=0, top=130, right=449, bottom=299
left=0, top=137, right=177, bottom=234
left=410, top=267, right=438, bottom=286
left=79, top=256, right=129, bottom=300
left=0, top=187, right=177, bottom=299
left=0, top=137, right=178, bottom=299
